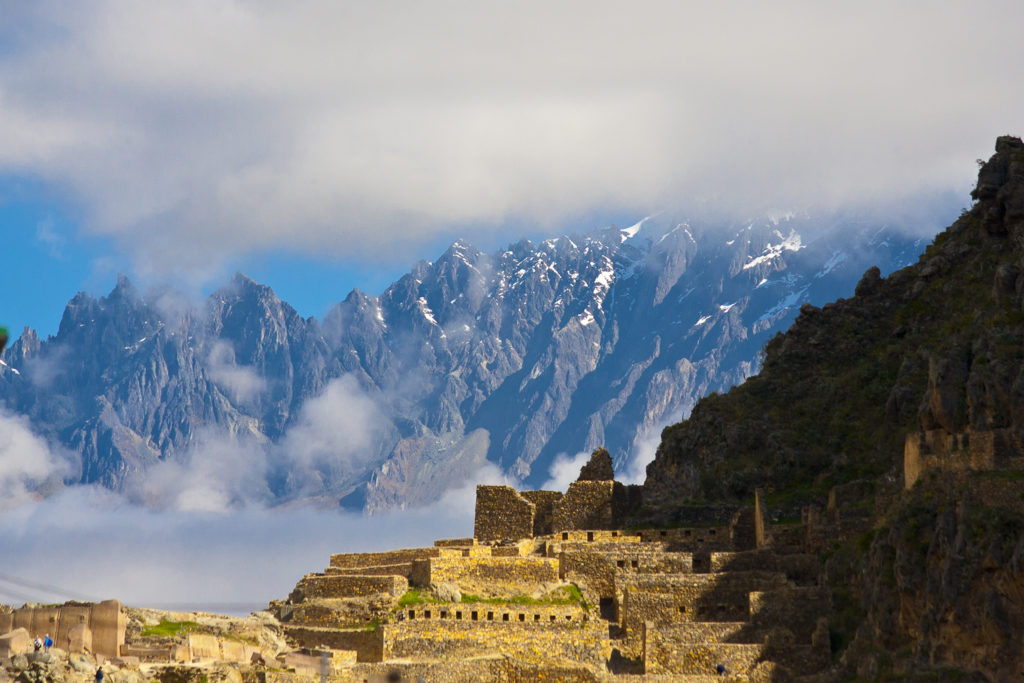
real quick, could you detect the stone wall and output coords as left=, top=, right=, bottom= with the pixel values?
left=402, top=604, right=585, bottom=624
left=558, top=547, right=692, bottom=600
left=292, top=574, right=407, bottom=600
left=520, top=490, right=562, bottom=536
left=382, top=620, right=610, bottom=670
left=328, top=548, right=438, bottom=570
left=548, top=530, right=639, bottom=545
left=282, top=626, right=383, bottom=662
left=748, top=587, right=830, bottom=641
left=411, top=557, right=559, bottom=596
left=186, top=633, right=260, bottom=663
left=552, top=481, right=624, bottom=531
left=0, top=600, right=124, bottom=659
left=643, top=622, right=766, bottom=676
left=902, top=428, right=1021, bottom=488
left=634, top=526, right=732, bottom=552
left=325, top=562, right=414, bottom=578
left=474, top=485, right=535, bottom=542
left=618, top=572, right=789, bottom=653
left=709, top=550, right=821, bottom=586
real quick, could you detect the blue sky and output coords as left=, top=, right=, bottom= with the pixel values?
left=1, top=2, right=1022, bottom=340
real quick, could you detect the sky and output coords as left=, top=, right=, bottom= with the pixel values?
left=2, top=1, right=1024, bottom=338
left=2, top=1, right=1024, bottom=609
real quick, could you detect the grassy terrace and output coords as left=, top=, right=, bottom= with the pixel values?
left=396, top=585, right=587, bottom=611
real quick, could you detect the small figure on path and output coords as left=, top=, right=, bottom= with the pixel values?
left=95, top=667, right=104, bottom=683
left=44, top=634, right=52, bottom=653
left=33, top=636, right=42, bottom=652
left=716, top=663, right=727, bottom=676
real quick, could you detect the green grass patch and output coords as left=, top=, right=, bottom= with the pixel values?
left=141, top=619, right=199, bottom=638
left=460, top=585, right=586, bottom=607
left=397, top=589, right=444, bottom=607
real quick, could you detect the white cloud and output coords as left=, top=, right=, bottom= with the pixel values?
left=0, top=485, right=474, bottom=613
left=126, top=429, right=272, bottom=512
left=0, top=409, right=73, bottom=511
left=0, top=1, right=1020, bottom=282
left=206, top=341, right=266, bottom=404
left=274, top=375, right=390, bottom=492
left=540, top=450, right=591, bottom=492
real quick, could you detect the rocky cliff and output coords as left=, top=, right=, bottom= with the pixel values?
left=642, top=136, right=1024, bottom=678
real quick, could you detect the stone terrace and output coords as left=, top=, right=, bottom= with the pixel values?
left=268, top=452, right=853, bottom=680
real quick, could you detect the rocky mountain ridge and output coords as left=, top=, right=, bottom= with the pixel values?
left=0, top=210, right=938, bottom=511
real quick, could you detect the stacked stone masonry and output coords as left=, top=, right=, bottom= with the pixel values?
left=265, top=479, right=850, bottom=680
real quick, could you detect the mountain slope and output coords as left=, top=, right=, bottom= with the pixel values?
left=640, top=136, right=1024, bottom=677
left=0, top=210, right=940, bottom=510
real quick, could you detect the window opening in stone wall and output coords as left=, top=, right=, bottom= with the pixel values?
left=709, top=529, right=716, bottom=535
left=472, top=611, right=478, bottom=621
left=678, top=606, right=686, bottom=614
left=440, top=610, right=448, bottom=619
left=534, top=614, right=540, bottom=621
left=612, top=531, right=618, bottom=537
left=566, top=615, right=572, bottom=620
left=502, top=613, right=509, bottom=621
left=587, top=532, right=594, bottom=542
left=631, top=560, right=638, bottom=568
left=456, top=611, right=463, bottom=620
left=661, top=530, right=668, bottom=537
left=683, top=530, right=690, bottom=536
left=599, top=597, right=615, bottom=620
left=562, top=532, right=569, bottom=540
left=519, top=614, right=525, bottom=621
left=550, top=615, right=556, bottom=621
left=617, top=560, right=625, bottom=568
left=409, top=610, right=415, bottom=619
left=487, top=612, right=494, bottom=621
left=424, top=610, right=431, bottom=618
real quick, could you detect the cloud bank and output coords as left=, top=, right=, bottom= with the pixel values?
left=0, top=1, right=1021, bottom=281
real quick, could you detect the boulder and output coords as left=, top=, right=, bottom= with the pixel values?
left=0, top=628, right=30, bottom=658
left=431, top=582, right=461, bottom=603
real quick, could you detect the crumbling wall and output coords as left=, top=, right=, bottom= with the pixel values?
left=474, top=485, right=535, bottom=542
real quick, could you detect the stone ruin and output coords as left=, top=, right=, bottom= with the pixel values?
left=473, top=449, right=639, bottom=542
left=263, top=448, right=866, bottom=681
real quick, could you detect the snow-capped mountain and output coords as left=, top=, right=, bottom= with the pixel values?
left=0, top=211, right=936, bottom=510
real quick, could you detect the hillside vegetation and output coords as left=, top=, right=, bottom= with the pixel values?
left=642, top=136, right=1024, bottom=678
